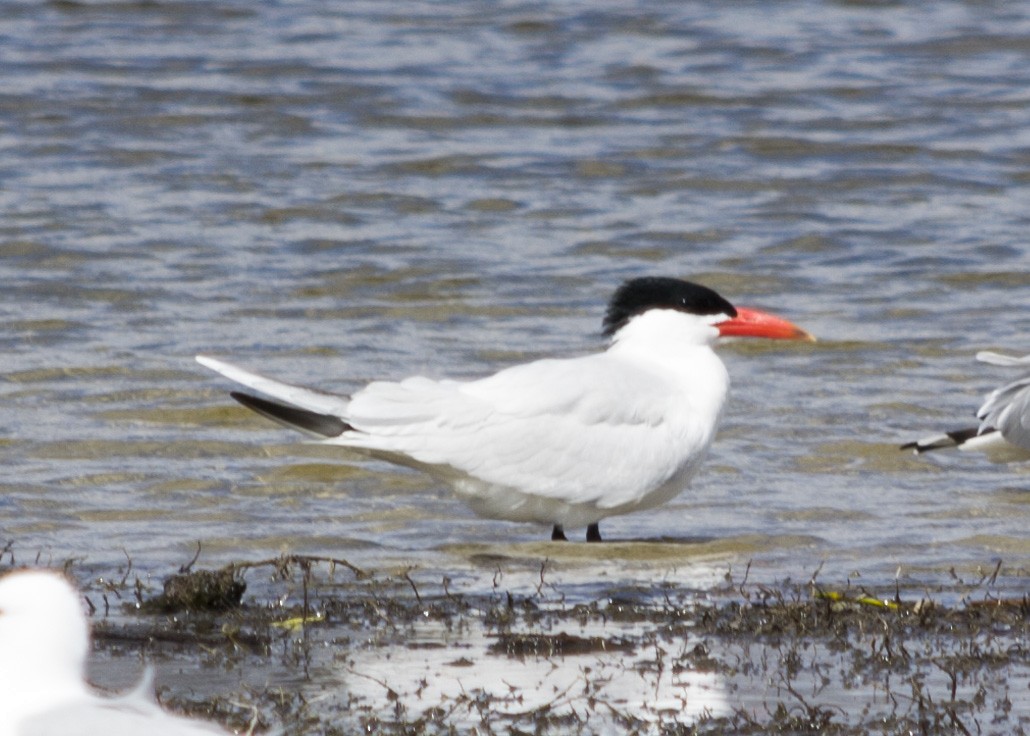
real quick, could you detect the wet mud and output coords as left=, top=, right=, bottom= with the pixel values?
left=7, top=551, right=1026, bottom=735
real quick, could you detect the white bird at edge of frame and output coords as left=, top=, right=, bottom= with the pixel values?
left=0, top=569, right=231, bottom=736
left=903, top=350, right=1030, bottom=463
left=197, top=276, right=815, bottom=543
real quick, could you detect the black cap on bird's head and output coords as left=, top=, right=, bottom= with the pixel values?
left=602, top=277, right=737, bottom=337
left=602, top=276, right=814, bottom=342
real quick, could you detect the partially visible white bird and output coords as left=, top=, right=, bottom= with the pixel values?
left=0, top=569, right=229, bottom=736
left=903, top=350, right=1030, bottom=462
left=198, top=276, right=813, bottom=542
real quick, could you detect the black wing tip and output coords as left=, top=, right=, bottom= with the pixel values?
left=230, top=391, right=352, bottom=438
left=900, top=427, right=983, bottom=454
left=900, top=439, right=947, bottom=454
left=945, top=427, right=982, bottom=445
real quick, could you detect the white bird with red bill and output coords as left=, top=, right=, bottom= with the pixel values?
left=903, top=350, right=1030, bottom=462
left=197, top=276, right=814, bottom=542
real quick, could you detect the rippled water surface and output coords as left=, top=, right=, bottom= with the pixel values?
left=2, top=0, right=1029, bottom=727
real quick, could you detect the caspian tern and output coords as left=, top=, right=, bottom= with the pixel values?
left=0, top=570, right=228, bottom=735
left=197, top=277, right=813, bottom=542
left=903, top=351, right=1030, bottom=462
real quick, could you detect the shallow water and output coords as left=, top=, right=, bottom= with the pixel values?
left=82, top=562, right=1027, bottom=734
left=2, top=0, right=1030, bottom=729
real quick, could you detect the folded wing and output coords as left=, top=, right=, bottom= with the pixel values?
left=200, top=354, right=713, bottom=510
left=903, top=351, right=1030, bottom=460
left=975, top=352, right=1030, bottom=451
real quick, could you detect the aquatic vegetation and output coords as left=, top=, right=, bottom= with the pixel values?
left=8, top=553, right=1018, bottom=735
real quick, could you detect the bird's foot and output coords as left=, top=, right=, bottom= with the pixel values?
left=551, top=524, right=568, bottom=542
left=586, top=523, right=602, bottom=542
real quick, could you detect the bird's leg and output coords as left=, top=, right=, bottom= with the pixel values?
left=551, top=524, right=568, bottom=541
left=586, top=523, right=602, bottom=542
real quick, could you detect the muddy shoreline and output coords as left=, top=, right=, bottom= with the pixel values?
left=9, top=550, right=1025, bottom=735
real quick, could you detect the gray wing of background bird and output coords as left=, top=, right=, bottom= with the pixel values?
left=976, top=351, right=1030, bottom=451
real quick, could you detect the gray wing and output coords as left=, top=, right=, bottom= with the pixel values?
left=335, top=356, right=709, bottom=509
left=975, top=351, right=1030, bottom=450
left=903, top=351, right=1030, bottom=457
left=977, top=375, right=1030, bottom=450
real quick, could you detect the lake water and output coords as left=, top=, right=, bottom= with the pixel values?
left=2, top=0, right=1029, bottom=729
